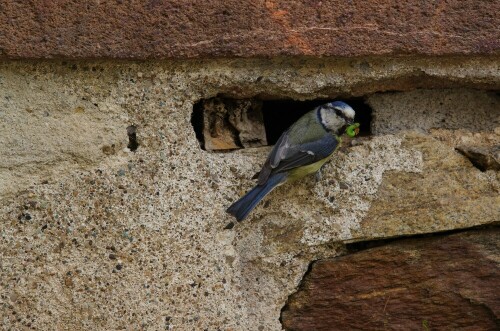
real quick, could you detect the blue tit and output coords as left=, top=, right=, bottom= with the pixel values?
left=226, top=101, right=356, bottom=222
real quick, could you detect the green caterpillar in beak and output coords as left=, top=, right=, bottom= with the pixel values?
left=346, top=123, right=360, bottom=137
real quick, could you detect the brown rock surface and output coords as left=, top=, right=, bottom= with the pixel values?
left=1, top=0, right=499, bottom=59
left=281, top=229, right=500, bottom=331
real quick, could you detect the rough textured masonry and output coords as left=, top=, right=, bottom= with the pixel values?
left=282, top=229, right=500, bottom=331
left=1, top=0, right=499, bottom=59
left=1, top=57, right=499, bottom=330
left=1, top=1, right=500, bottom=330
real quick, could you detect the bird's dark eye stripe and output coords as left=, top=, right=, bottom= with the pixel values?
left=335, top=108, right=350, bottom=121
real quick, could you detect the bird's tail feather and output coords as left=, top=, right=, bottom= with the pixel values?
left=226, top=173, right=287, bottom=222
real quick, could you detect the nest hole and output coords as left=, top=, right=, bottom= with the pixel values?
left=191, top=97, right=372, bottom=151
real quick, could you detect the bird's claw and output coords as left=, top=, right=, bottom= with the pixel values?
left=315, top=168, right=323, bottom=183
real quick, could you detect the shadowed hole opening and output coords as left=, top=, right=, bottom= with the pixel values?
left=191, top=103, right=206, bottom=149
left=127, top=125, right=139, bottom=151
left=262, top=98, right=372, bottom=144
left=191, top=97, right=373, bottom=151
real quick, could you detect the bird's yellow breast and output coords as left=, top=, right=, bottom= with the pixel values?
left=286, top=135, right=342, bottom=181
left=287, top=153, right=334, bottom=181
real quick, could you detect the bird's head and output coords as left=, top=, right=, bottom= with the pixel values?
left=318, top=101, right=356, bottom=133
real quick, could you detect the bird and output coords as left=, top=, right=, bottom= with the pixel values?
left=226, top=101, right=356, bottom=222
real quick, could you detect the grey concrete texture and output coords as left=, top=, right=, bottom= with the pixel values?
left=0, top=57, right=499, bottom=330
left=368, top=89, right=500, bottom=134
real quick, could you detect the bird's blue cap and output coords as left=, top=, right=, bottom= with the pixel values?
left=326, top=101, right=355, bottom=119
left=327, top=101, right=350, bottom=108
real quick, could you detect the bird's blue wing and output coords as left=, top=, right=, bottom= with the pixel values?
left=270, top=134, right=339, bottom=174
left=256, top=129, right=290, bottom=184
left=257, top=132, right=339, bottom=184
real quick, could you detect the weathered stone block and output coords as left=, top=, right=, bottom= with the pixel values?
left=352, top=131, right=500, bottom=240
left=1, top=1, right=499, bottom=59
left=281, top=229, right=500, bottom=331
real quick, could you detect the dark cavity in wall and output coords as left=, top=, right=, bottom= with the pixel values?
left=191, top=103, right=206, bottom=149
left=127, top=125, right=139, bottom=151
left=191, top=97, right=372, bottom=151
left=262, top=98, right=372, bottom=144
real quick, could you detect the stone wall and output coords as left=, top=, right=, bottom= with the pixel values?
left=2, top=1, right=499, bottom=59
left=282, top=228, right=500, bottom=330
left=1, top=57, right=498, bottom=331
left=1, top=2, right=499, bottom=331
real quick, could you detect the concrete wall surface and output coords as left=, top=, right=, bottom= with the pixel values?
left=1, top=57, right=499, bottom=330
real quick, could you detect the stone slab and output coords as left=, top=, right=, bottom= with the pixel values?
left=281, top=229, right=500, bottom=331
left=1, top=0, right=499, bottom=59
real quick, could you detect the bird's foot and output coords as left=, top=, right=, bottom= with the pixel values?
left=315, top=170, right=322, bottom=183
left=315, top=164, right=328, bottom=183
